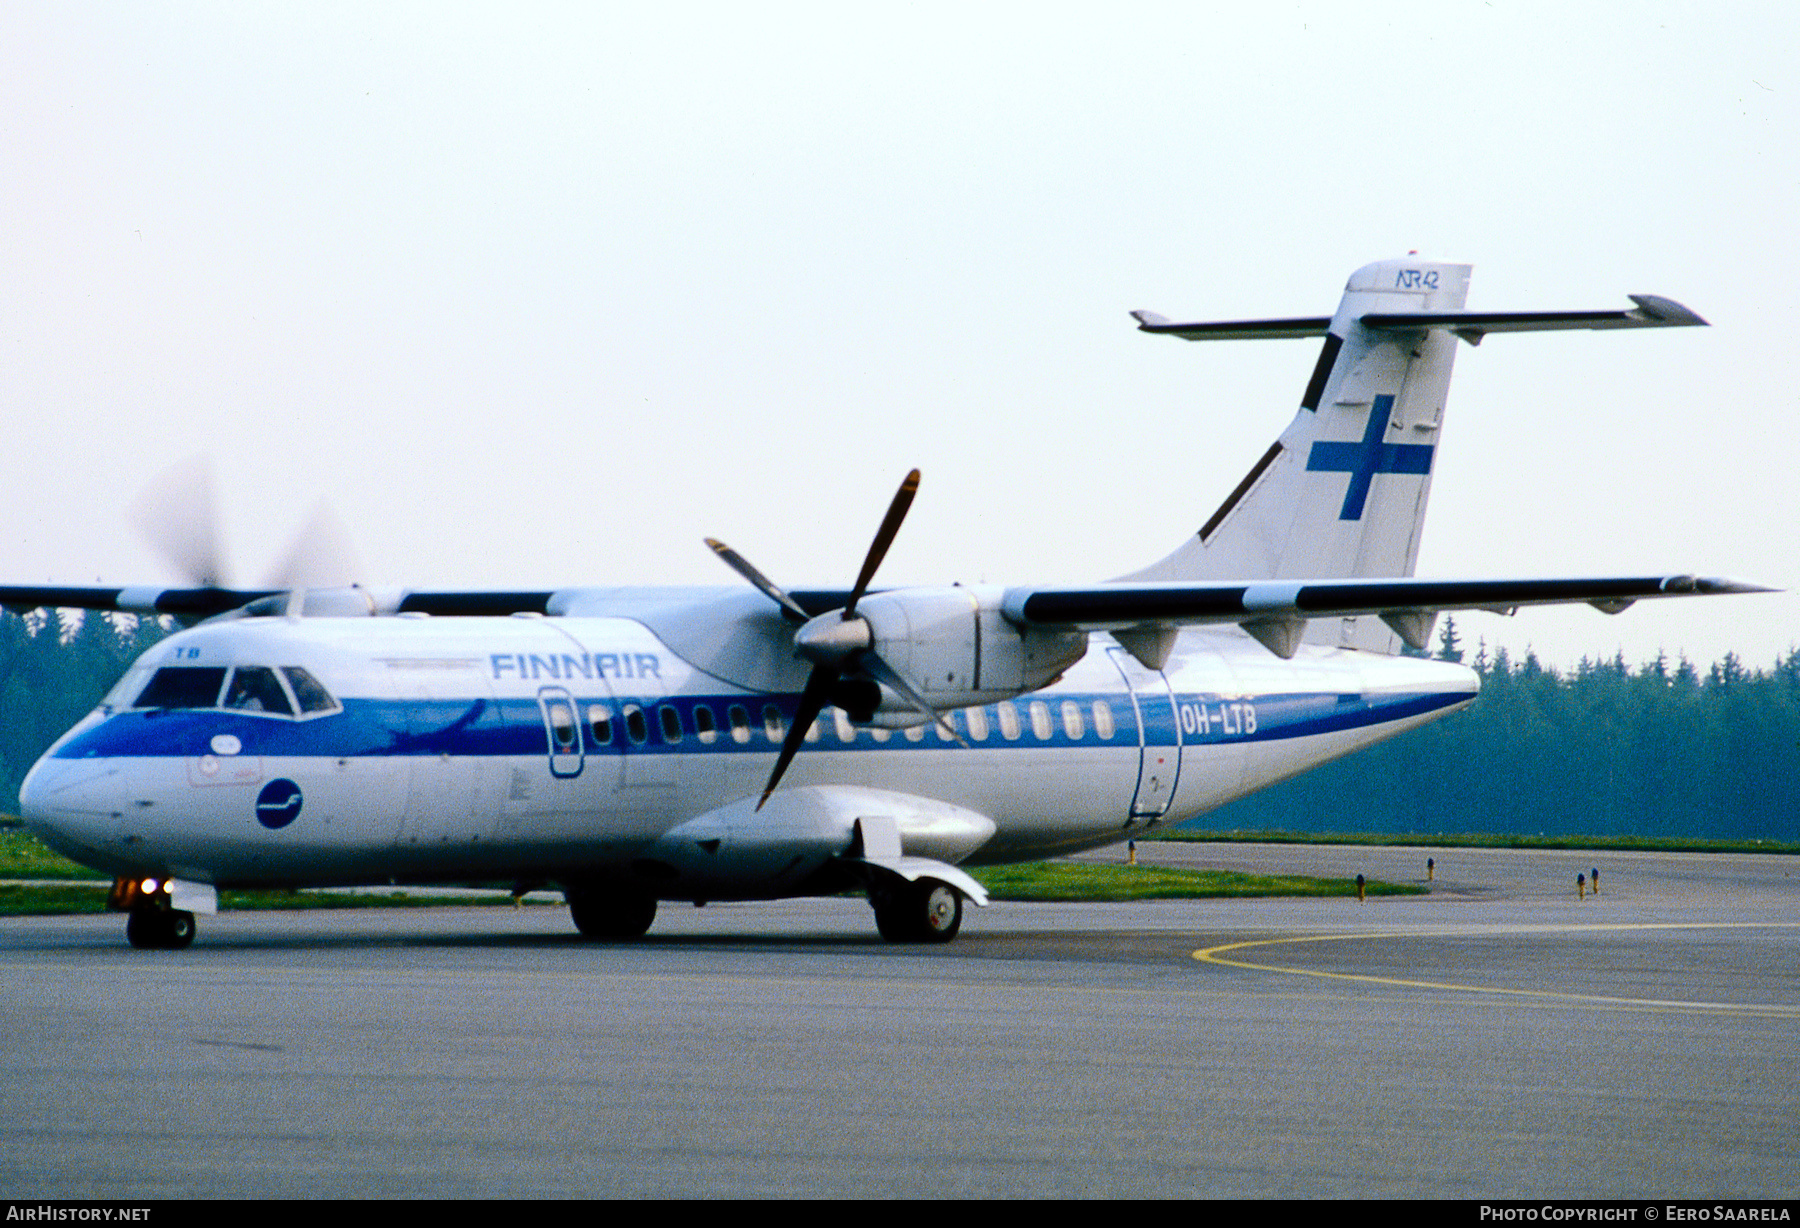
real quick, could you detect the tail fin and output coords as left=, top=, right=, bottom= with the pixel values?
left=1123, top=257, right=1704, bottom=652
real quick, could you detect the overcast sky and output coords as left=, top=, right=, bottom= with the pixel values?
left=5, top=2, right=1795, bottom=671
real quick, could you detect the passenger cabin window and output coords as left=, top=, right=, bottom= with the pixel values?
left=659, top=704, right=683, bottom=744
left=1028, top=700, right=1053, bottom=741
left=762, top=705, right=785, bottom=742
left=1092, top=700, right=1115, bottom=740
left=623, top=704, right=648, bottom=746
left=996, top=701, right=1021, bottom=741
left=225, top=667, right=295, bottom=717
left=693, top=704, right=718, bottom=745
left=966, top=707, right=989, bottom=741
left=728, top=704, right=751, bottom=744
left=588, top=704, right=613, bottom=745
left=1062, top=700, right=1085, bottom=740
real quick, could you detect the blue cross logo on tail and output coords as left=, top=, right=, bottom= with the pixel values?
left=1305, top=394, right=1435, bottom=520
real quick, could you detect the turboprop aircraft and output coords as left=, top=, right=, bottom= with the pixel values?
left=12, top=257, right=1767, bottom=949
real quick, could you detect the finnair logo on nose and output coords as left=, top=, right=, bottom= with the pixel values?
left=256, top=779, right=303, bottom=829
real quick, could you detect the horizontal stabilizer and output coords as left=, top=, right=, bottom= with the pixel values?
left=1133, top=313, right=1331, bottom=341
left=1136, top=295, right=1705, bottom=346
left=1361, top=295, right=1707, bottom=345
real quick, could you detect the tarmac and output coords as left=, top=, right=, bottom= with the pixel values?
left=2, top=841, right=1795, bottom=1198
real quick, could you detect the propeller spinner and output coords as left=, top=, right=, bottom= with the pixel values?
left=706, top=469, right=961, bottom=809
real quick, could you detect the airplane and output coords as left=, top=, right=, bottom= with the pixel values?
left=10, top=256, right=1767, bottom=950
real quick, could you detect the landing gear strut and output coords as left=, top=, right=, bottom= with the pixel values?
left=564, top=886, right=657, bottom=940
left=872, top=880, right=963, bottom=943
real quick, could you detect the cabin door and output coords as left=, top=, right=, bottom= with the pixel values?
left=1106, top=646, right=1183, bottom=822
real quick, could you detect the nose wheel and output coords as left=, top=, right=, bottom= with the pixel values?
left=872, top=881, right=963, bottom=943
left=126, top=907, right=197, bottom=950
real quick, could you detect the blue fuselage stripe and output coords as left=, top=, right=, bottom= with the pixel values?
left=53, top=689, right=1470, bottom=761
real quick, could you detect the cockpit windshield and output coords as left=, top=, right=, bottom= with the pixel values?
left=224, top=667, right=293, bottom=716
left=131, top=664, right=339, bottom=717
left=133, top=667, right=227, bottom=710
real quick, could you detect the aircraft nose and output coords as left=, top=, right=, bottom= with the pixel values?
left=18, top=755, right=128, bottom=862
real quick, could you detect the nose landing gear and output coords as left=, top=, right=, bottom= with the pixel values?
left=111, top=877, right=199, bottom=949
left=125, top=905, right=197, bottom=950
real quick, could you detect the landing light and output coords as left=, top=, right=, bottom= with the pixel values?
left=141, top=878, right=159, bottom=895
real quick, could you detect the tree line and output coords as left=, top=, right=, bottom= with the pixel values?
left=0, top=611, right=1793, bottom=840
left=0, top=610, right=173, bottom=811
left=1209, top=619, right=1800, bottom=840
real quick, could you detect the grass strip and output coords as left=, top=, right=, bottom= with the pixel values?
left=968, top=861, right=1422, bottom=902
left=0, top=828, right=93, bottom=879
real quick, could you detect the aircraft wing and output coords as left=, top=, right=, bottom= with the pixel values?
left=1002, top=574, right=1773, bottom=662
left=0, top=586, right=282, bottom=619
left=0, top=585, right=854, bottom=621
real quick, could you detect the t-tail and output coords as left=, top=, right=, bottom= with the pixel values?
left=1120, top=256, right=1706, bottom=652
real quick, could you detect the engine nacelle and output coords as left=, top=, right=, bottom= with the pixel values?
left=853, top=585, right=1087, bottom=716
left=636, top=785, right=996, bottom=899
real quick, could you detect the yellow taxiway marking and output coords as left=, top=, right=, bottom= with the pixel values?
left=1193, top=922, right=1800, bottom=1016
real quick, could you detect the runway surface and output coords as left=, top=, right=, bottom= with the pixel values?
left=2, top=842, right=1796, bottom=1199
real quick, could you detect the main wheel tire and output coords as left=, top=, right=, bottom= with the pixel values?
left=126, top=907, right=194, bottom=949
left=873, top=881, right=963, bottom=944
left=566, top=888, right=657, bottom=940
left=872, top=892, right=916, bottom=942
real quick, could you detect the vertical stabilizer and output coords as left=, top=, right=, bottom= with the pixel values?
left=1123, top=257, right=1472, bottom=651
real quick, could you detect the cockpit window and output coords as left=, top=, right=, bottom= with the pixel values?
left=134, top=667, right=228, bottom=710
left=127, top=663, right=340, bottom=718
left=281, top=667, right=339, bottom=715
left=224, top=667, right=295, bottom=717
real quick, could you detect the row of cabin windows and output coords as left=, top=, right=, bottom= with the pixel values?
left=576, top=698, right=1119, bottom=748
left=130, top=665, right=341, bottom=719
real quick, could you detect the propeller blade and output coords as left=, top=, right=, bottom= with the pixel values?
left=744, top=467, right=926, bottom=808
left=843, top=469, right=919, bottom=620
left=265, top=502, right=365, bottom=591
left=704, top=538, right=811, bottom=622
left=757, top=664, right=839, bottom=810
left=133, top=455, right=228, bottom=588
left=861, top=652, right=969, bottom=747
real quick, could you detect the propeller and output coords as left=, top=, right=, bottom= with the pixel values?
left=133, top=456, right=365, bottom=617
left=706, top=469, right=963, bottom=810
left=133, top=455, right=229, bottom=589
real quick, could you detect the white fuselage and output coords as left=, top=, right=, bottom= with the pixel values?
left=20, top=608, right=1477, bottom=896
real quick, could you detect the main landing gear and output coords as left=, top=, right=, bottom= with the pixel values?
left=564, top=885, right=658, bottom=940
left=871, top=880, right=963, bottom=943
